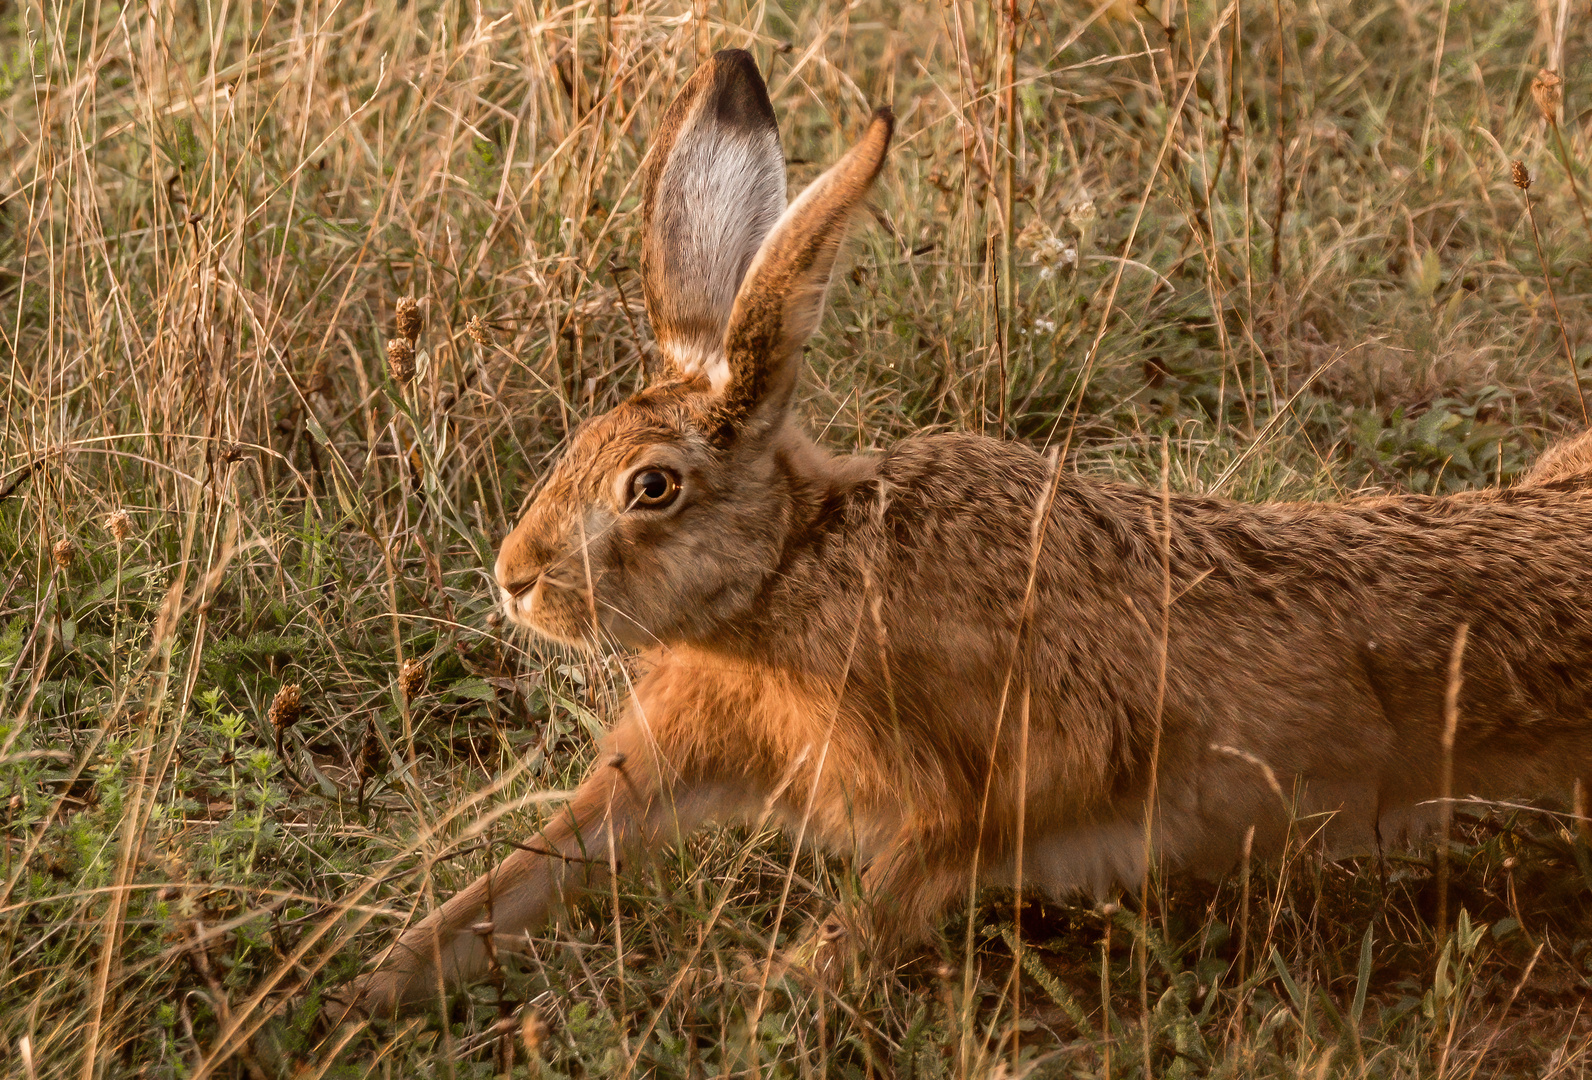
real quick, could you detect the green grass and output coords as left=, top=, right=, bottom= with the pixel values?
left=3, top=0, right=1592, bottom=1074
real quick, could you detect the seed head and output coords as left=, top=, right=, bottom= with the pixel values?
left=269, top=683, right=302, bottom=734
left=1015, top=217, right=1049, bottom=254
left=303, top=358, right=333, bottom=398
left=386, top=338, right=416, bottom=384
left=1511, top=160, right=1531, bottom=191
left=52, top=538, right=75, bottom=571
left=1531, top=69, right=1563, bottom=127
left=395, top=296, right=422, bottom=342
left=107, top=510, right=131, bottom=544
left=521, top=1010, right=548, bottom=1055
left=465, top=315, right=493, bottom=347
left=399, top=657, right=426, bottom=702
left=358, top=722, right=386, bottom=782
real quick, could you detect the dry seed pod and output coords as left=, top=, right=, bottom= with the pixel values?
left=52, top=538, right=75, bottom=571
left=466, top=315, right=492, bottom=347
left=1511, top=160, right=1531, bottom=190
left=269, top=683, right=303, bottom=736
left=520, top=1010, right=547, bottom=1055
left=1014, top=217, right=1049, bottom=254
left=304, top=358, right=333, bottom=398
left=386, top=338, right=416, bottom=384
left=1531, top=69, right=1563, bottom=126
left=358, top=722, right=386, bottom=782
left=395, top=296, right=422, bottom=342
left=399, top=657, right=426, bottom=702
left=107, top=510, right=131, bottom=544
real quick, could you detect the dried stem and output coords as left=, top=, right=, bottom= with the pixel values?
left=1138, top=434, right=1174, bottom=1075
left=1268, top=0, right=1289, bottom=283
left=996, top=0, right=1019, bottom=434
left=1515, top=163, right=1589, bottom=424
left=1436, top=621, right=1468, bottom=945
left=1547, top=123, right=1592, bottom=239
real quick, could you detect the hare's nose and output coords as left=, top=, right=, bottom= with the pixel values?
left=494, top=544, right=543, bottom=598
left=500, top=572, right=537, bottom=598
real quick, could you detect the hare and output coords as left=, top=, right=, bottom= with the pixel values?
left=1522, top=427, right=1592, bottom=488
left=338, top=49, right=1592, bottom=1018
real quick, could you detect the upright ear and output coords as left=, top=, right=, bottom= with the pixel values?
left=717, top=108, right=894, bottom=430
left=640, top=49, right=786, bottom=388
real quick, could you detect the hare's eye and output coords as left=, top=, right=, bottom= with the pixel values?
left=629, top=468, right=680, bottom=509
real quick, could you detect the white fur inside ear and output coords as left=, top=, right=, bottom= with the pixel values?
left=659, top=337, right=732, bottom=391
left=667, top=123, right=785, bottom=314
left=652, top=113, right=785, bottom=385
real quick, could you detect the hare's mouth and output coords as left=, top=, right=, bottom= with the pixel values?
left=502, top=575, right=597, bottom=646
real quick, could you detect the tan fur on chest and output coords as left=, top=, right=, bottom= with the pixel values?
left=630, top=651, right=922, bottom=859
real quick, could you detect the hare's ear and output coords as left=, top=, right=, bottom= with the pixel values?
left=717, top=108, right=894, bottom=430
left=640, top=49, right=786, bottom=388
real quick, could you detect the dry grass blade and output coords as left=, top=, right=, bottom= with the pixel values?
left=1512, top=160, right=1589, bottom=424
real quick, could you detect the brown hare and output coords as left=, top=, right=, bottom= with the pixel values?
left=339, top=49, right=1592, bottom=1017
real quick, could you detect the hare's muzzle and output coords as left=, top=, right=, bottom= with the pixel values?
left=493, top=550, right=546, bottom=627
left=493, top=527, right=543, bottom=620
left=497, top=570, right=536, bottom=610
left=494, top=533, right=599, bottom=645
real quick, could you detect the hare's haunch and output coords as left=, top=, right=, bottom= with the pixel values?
left=337, top=50, right=1592, bottom=1018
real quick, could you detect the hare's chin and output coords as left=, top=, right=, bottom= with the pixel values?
left=501, top=584, right=595, bottom=646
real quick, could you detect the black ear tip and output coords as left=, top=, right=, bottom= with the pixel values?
left=708, top=48, right=767, bottom=90
left=704, top=49, right=776, bottom=134
left=866, top=107, right=894, bottom=162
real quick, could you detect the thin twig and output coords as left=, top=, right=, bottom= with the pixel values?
left=1268, top=0, right=1289, bottom=282
left=0, top=460, right=39, bottom=501
left=1513, top=161, right=1588, bottom=424
left=1138, top=434, right=1174, bottom=1075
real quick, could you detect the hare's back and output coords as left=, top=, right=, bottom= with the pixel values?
left=870, top=430, right=1592, bottom=754
left=830, top=432, right=1592, bottom=872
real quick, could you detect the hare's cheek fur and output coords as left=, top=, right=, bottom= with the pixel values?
left=590, top=495, right=785, bottom=647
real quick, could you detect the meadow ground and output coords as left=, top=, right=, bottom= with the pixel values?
left=3, top=0, right=1592, bottom=1074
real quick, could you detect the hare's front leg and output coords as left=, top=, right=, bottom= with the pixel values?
left=335, top=721, right=723, bottom=1019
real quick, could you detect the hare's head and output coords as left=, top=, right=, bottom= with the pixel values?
left=494, top=50, right=892, bottom=649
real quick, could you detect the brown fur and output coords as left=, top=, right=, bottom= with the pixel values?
left=1521, top=427, right=1592, bottom=489
left=1517, top=426, right=1592, bottom=839
left=336, top=54, right=1592, bottom=1017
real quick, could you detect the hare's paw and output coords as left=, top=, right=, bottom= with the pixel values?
left=773, top=912, right=862, bottom=992
left=317, top=989, right=372, bottom=1039
left=316, top=970, right=404, bottom=1035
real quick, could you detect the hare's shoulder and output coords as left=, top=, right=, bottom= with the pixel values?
left=876, top=431, right=1052, bottom=509
left=843, top=433, right=1073, bottom=585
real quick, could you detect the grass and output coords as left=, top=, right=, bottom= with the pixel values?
left=2, top=0, right=1591, bottom=1073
